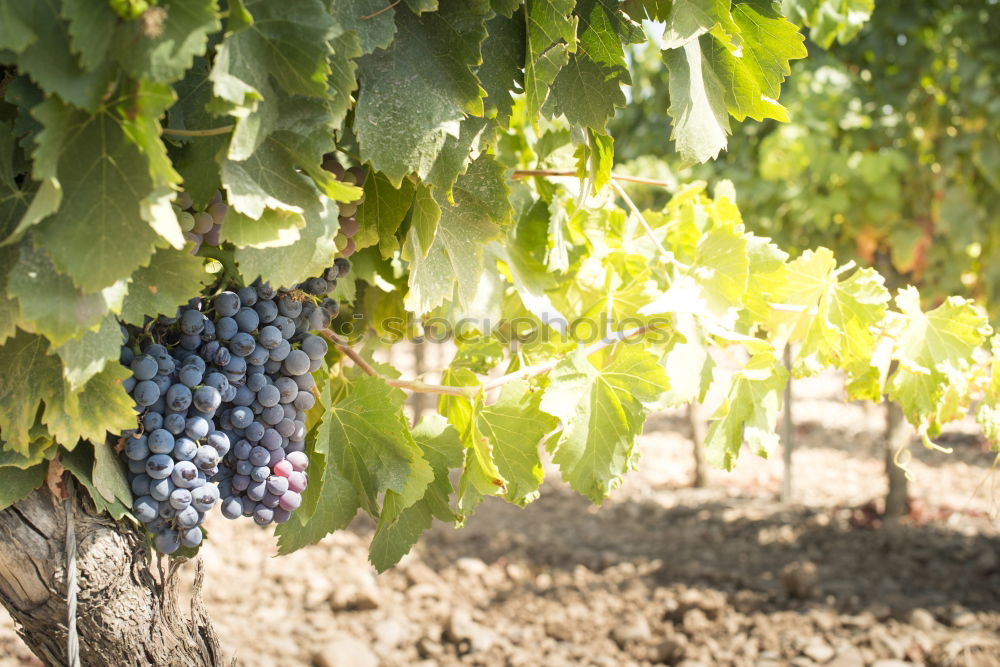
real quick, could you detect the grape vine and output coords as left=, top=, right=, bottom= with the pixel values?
left=0, top=0, right=995, bottom=580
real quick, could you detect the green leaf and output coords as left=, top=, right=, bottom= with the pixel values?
left=660, top=0, right=739, bottom=49
left=29, top=98, right=163, bottom=292
left=369, top=492, right=433, bottom=572
left=0, top=331, right=131, bottom=454
left=169, top=57, right=228, bottom=208
left=5, top=0, right=115, bottom=111
left=45, top=363, right=136, bottom=446
left=700, top=0, right=807, bottom=123
left=0, top=464, right=46, bottom=512
left=888, top=288, right=991, bottom=437
left=61, top=445, right=131, bottom=519
left=7, top=242, right=124, bottom=348
left=658, top=313, right=714, bottom=405
left=576, top=0, right=644, bottom=71
left=319, top=375, right=433, bottom=516
left=330, top=0, right=398, bottom=55
left=0, top=432, right=57, bottom=470
left=114, top=0, right=220, bottom=83
left=210, top=0, right=335, bottom=109
left=275, top=465, right=359, bottom=555
left=477, top=380, right=558, bottom=505
left=219, top=207, right=304, bottom=249
left=405, top=155, right=511, bottom=314
left=119, top=247, right=213, bottom=324
left=523, top=0, right=578, bottom=119
left=52, top=314, right=121, bottom=391
left=0, top=2, right=36, bottom=53
left=354, top=1, right=490, bottom=186
left=92, top=439, right=130, bottom=506
left=704, top=350, right=788, bottom=470
left=327, top=32, right=362, bottom=131
left=235, top=201, right=339, bottom=288
left=354, top=171, right=415, bottom=257
left=61, top=0, right=117, bottom=72
left=544, top=53, right=628, bottom=130
left=664, top=38, right=731, bottom=163
left=403, top=182, right=442, bottom=260
left=478, top=11, right=526, bottom=127
left=369, top=414, right=464, bottom=572
left=540, top=344, right=668, bottom=502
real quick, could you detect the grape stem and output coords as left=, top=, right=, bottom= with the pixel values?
left=318, top=329, right=476, bottom=397
left=318, top=326, right=652, bottom=397
left=511, top=169, right=675, bottom=188
left=162, top=125, right=234, bottom=137
left=360, top=1, right=400, bottom=20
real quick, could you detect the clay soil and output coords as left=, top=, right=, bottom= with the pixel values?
left=2, top=374, right=998, bottom=666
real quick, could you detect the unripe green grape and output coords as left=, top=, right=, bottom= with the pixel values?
left=334, top=234, right=349, bottom=252
left=176, top=191, right=193, bottom=210
left=178, top=211, right=196, bottom=233
left=338, top=201, right=358, bottom=217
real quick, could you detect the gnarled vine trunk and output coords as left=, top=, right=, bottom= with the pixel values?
left=0, top=487, right=222, bottom=666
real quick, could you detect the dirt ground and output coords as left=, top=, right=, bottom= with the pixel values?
left=1, top=372, right=999, bottom=666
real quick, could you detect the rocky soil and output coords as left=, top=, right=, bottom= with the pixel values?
left=1, top=373, right=998, bottom=666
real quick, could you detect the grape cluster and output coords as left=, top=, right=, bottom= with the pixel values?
left=175, top=190, right=227, bottom=253
left=118, top=259, right=351, bottom=553
left=321, top=155, right=364, bottom=258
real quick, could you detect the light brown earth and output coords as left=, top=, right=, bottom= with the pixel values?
left=2, top=372, right=998, bottom=666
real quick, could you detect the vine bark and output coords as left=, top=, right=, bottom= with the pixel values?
left=0, top=487, right=222, bottom=666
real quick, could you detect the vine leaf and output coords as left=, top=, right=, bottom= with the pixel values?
left=7, top=243, right=125, bottom=348
left=664, top=39, right=730, bottom=163
left=704, top=350, right=788, bottom=470
left=52, top=314, right=121, bottom=391
left=1, top=0, right=115, bottom=111
left=355, top=171, right=415, bottom=258
left=113, top=0, right=220, bottom=84
left=540, top=345, right=668, bottom=503
left=478, top=11, right=526, bottom=127
left=405, top=155, right=512, bottom=314
left=220, top=208, right=304, bottom=249
left=210, top=0, right=335, bottom=109
left=0, top=464, right=46, bottom=512
left=61, top=445, right=131, bottom=519
left=523, top=0, right=578, bottom=120
left=28, top=98, right=162, bottom=292
left=700, top=0, right=807, bottom=123
left=119, top=247, right=213, bottom=325
left=354, top=2, right=490, bottom=186
left=234, top=201, right=339, bottom=289
left=318, top=375, right=433, bottom=517
left=369, top=414, right=464, bottom=572
left=477, top=380, right=558, bottom=506
left=330, top=0, right=398, bottom=56
left=888, top=288, right=991, bottom=439
left=0, top=330, right=132, bottom=455
left=545, top=53, right=628, bottom=130
left=274, top=466, right=359, bottom=555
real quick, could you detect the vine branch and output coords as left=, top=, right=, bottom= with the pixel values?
left=360, top=1, right=401, bottom=20
left=318, top=329, right=475, bottom=397
left=318, top=326, right=653, bottom=397
left=162, top=125, right=234, bottom=137
left=511, top=169, right=675, bottom=188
